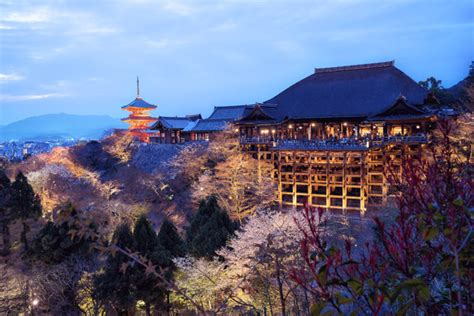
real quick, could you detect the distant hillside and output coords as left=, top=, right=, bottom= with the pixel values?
left=0, top=113, right=127, bottom=141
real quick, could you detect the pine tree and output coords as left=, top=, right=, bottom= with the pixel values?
left=157, top=219, right=185, bottom=259
left=0, top=170, right=13, bottom=255
left=157, top=218, right=185, bottom=313
left=28, top=204, right=96, bottom=264
left=131, top=215, right=168, bottom=315
left=94, top=224, right=136, bottom=315
left=186, top=196, right=237, bottom=259
left=10, top=172, right=42, bottom=251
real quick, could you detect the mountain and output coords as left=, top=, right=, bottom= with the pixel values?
left=0, top=113, right=127, bottom=141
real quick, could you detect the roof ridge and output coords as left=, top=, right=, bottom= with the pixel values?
left=214, top=105, right=247, bottom=109
left=314, top=61, right=395, bottom=74
left=159, top=116, right=190, bottom=119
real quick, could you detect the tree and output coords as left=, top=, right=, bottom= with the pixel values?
left=292, top=119, right=473, bottom=315
left=157, top=219, right=185, bottom=259
left=218, top=208, right=308, bottom=315
left=28, top=203, right=97, bottom=264
left=157, top=219, right=186, bottom=312
left=131, top=215, right=168, bottom=315
left=0, top=170, right=13, bottom=255
left=94, top=223, right=136, bottom=315
left=10, top=172, right=42, bottom=251
left=186, top=196, right=237, bottom=259
left=192, top=129, right=275, bottom=221
left=418, top=76, right=458, bottom=105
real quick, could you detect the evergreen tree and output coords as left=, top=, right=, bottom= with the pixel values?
left=157, top=218, right=185, bottom=313
left=10, top=172, right=42, bottom=251
left=28, top=204, right=96, bottom=264
left=157, top=219, right=185, bottom=259
left=0, top=170, right=13, bottom=255
left=94, top=224, right=136, bottom=315
left=186, top=196, right=237, bottom=259
left=131, top=215, right=168, bottom=315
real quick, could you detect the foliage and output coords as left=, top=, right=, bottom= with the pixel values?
left=217, top=208, right=308, bottom=315
left=0, top=171, right=42, bottom=254
left=418, top=76, right=459, bottom=105
left=0, top=169, right=13, bottom=255
left=186, top=196, right=238, bottom=259
left=130, top=215, right=169, bottom=313
left=193, top=129, right=276, bottom=220
left=292, top=119, right=473, bottom=315
left=157, top=218, right=186, bottom=260
left=94, top=215, right=177, bottom=315
left=93, top=223, right=136, bottom=313
left=28, top=203, right=97, bottom=264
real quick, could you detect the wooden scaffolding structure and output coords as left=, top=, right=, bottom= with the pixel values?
left=241, top=142, right=424, bottom=211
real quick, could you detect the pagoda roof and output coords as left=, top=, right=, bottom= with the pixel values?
left=264, top=61, right=429, bottom=120
left=122, top=97, right=157, bottom=109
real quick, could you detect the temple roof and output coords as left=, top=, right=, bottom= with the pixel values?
left=151, top=115, right=201, bottom=130
left=207, top=105, right=253, bottom=120
left=265, top=61, right=428, bottom=120
left=122, top=97, right=157, bottom=109
left=366, top=96, right=433, bottom=121
left=191, top=119, right=230, bottom=132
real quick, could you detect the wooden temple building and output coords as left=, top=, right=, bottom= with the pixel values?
left=232, top=61, right=443, bottom=211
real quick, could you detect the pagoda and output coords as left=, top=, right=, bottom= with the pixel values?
left=121, top=77, right=157, bottom=142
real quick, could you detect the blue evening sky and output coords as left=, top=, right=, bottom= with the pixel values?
left=0, top=0, right=473, bottom=125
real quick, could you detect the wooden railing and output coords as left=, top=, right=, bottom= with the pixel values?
left=240, top=135, right=429, bottom=150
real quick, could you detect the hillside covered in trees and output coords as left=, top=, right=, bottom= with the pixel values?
left=0, top=115, right=472, bottom=315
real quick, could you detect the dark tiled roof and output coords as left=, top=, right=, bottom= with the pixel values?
left=122, top=97, right=157, bottom=109
left=208, top=105, right=253, bottom=120
left=151, top=115, right=202, bottom=130
left=191, top=119, right=230, bottom=132
left=189, top=104, right=256, bottom=132
left=265, top=61, right=428, bottom=120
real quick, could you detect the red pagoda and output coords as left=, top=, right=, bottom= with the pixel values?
left=121, top=77, right=157, bottom=142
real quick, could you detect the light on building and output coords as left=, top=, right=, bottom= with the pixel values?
left=234, top=128, right=239, bottom=133
left=311, top=123, right=316, bottom=127
left=298, top=126, right=303, bottom=130
left=271, top=129, right=276, bottom=134
left=261, top=129, right=269, bottom=135
left=288, top=124, right=293, bottom=129
left=343, top=122, right=348, bottom=126
left=416, top=125, right=420, bottom=129
left=32, top=299, right=39, bottom=306
left=372, top=125, right=377, bottom=129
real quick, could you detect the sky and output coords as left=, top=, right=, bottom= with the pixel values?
left=0, top=0, right=473, bottom=125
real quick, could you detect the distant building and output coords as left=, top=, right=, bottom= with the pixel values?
left=149, top=114, right=201, bottom=143
left=121, top=77, right=157, bottom=142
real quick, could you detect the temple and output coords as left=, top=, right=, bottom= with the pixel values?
left=234, top=61, right=443, bottom=210
left=121, top=77, right=157, bottom=142
left=122, top=61, right=455, bottom=211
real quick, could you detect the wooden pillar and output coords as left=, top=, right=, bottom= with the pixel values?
left=325, top=151, right=330, bottom=208
left=360, top=152, right=366, bottom=211
left=342, top=152, right=347, bottom=209
left=307, top=151, right=312, bottom=206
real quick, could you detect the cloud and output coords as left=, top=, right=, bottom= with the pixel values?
left=1, top=7, right=52, bottom=23
left=0, top=93, right=68, bottom=102
left=162, top=1, right=196, bottom=16
left=0, top=73, right=25, bottom=83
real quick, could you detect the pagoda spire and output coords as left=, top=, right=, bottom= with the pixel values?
left=136, top=76, right=140, bottom=98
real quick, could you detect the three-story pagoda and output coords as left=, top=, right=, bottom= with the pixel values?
left=121, top=77, right=157, bottom=142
